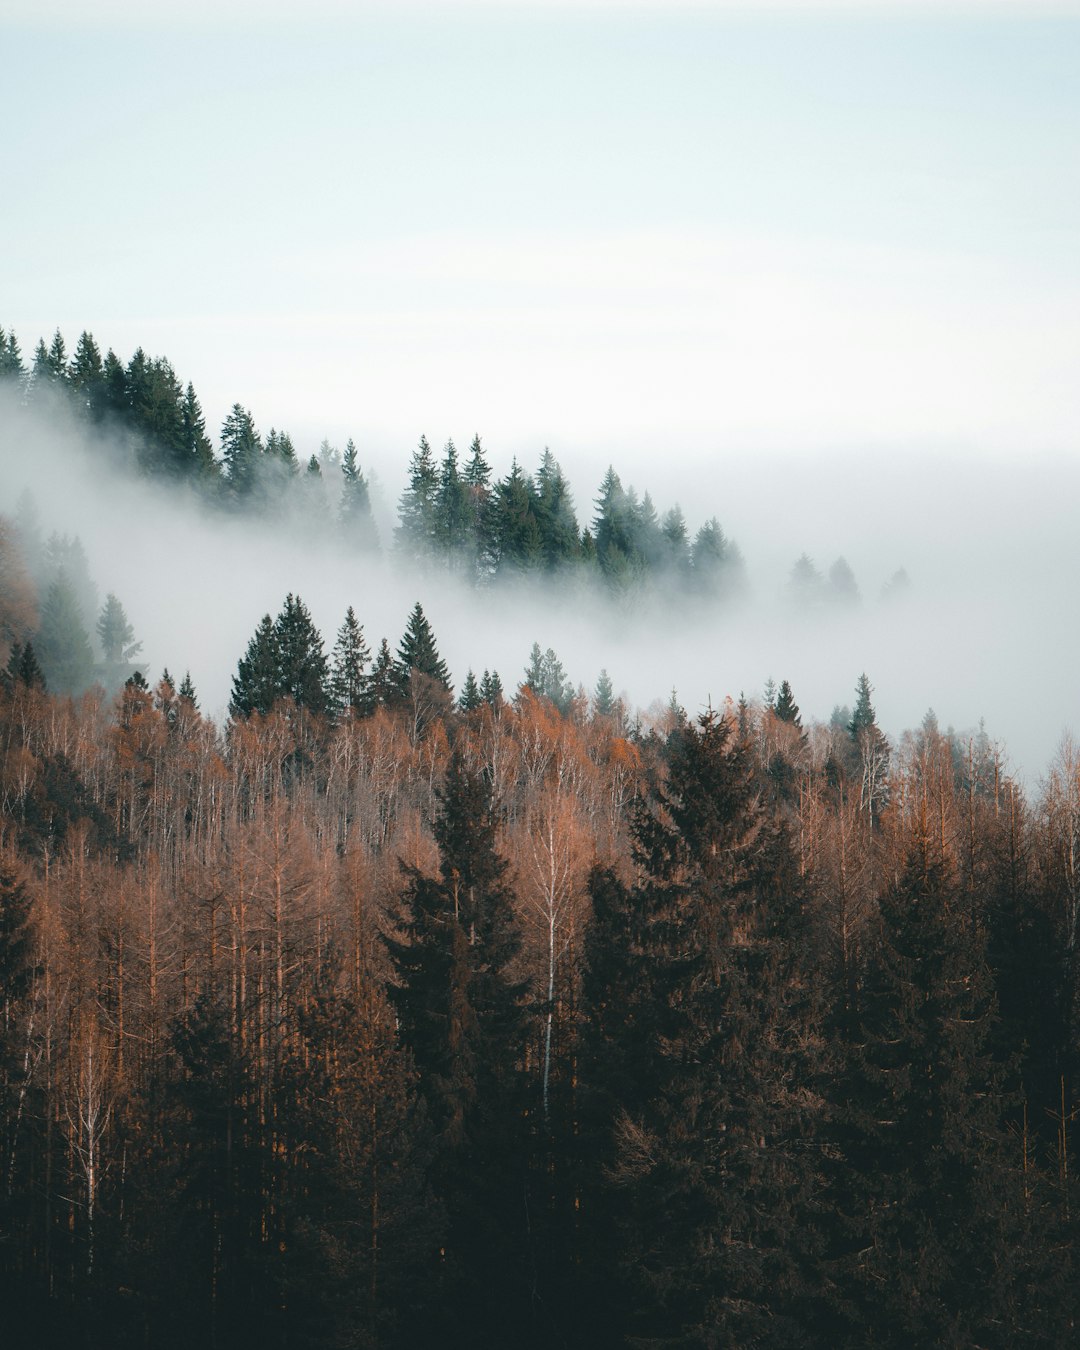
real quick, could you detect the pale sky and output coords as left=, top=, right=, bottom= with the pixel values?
left=4, top=1, right=1078, bottom=467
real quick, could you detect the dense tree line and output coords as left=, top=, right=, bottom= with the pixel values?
left=0, top=513, right=1079, bottom=1345
left=0, top=323, right=910, bottom=603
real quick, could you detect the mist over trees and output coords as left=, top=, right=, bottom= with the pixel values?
left=0, top=323, right=908, bottom=612
left=2, top=325, right=1079, bottom=1346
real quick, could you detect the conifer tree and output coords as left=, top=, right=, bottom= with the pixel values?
left=773, top=678, right=802, bottom=727
left=458, top=669, right=482, bottom=713
left=178, top=670, right=199, bottom=708
left=479, top=669, right=503, bottom=709
left=96, top=592, right=143, bottom=690
left=274, top=593, right=329, bottom=713
left=396, top=435, right=438, bottom=559
left=339, top=439, right=378, bottom=552
left=367, top=638, right=398, bottom=710
left=394, top=603, right=451, bottom=694
left=220, top=404, right=262, bottom=501
left=533, top=449, right=580, bottom=571
left=0, top=327, right=25, bottom=381
left=68, top=331, right=104, bottom=418
left=463, top=434, right=493, bottom=576
left=181, top=383, right=216, bottom=480
left=229, top=614, right=279, bottom=718
left=831, top=826, right=1034, bottom=1345
left=580, top=709, right=825, bottom=1345
left=329, top=606, right=371, bottom=718
left=36, top=571, right=96, bottom=695
left=435, top=439, right=469, bottom=566
left=593, top=668, right=615, bottom=718
left=385, top=750, right=529, bottom=1337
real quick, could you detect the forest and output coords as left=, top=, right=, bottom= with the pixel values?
left=1, top=324, right=1078, bottom=1347
left=0, top=323, right=909, bottom=614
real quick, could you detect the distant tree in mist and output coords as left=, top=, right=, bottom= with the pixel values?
left=36, top=571, right=96, bottom=695
left=96, top=592, right=144, bottom=691
left=828, top=555, right=860, bottom=605
left=339, top=438, right=379, bottom=553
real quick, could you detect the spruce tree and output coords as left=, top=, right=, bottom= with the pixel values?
left=221, top=404, right=262, bottom=501
left=458, top=669, right=482, bottom=713
left=593, top=668, right=615, bottom=718
left=479, top=669, right=503, bottom=708
left=328, top=606, right=371, bottom=718
left=366, top=638, right=398, bottom=710
left=580, top=709, right=825, bottom=1345
left=773, top=678, right=802, bottom=727
left=274, top=593, right=329, bottom=713
left=339, top=439, right=378, bottom=552
left=229, top=614, right=279, bottom=718
left=832, top=827, right=1031, bottom=1345
left=385, top=750, right=529, bottom=1339
left=394, top=603, right=451, bottom=694
left=36, top=572, right=96, bottom=695
left=96, top=592, right=143, bottom=690
left=396, top=435, right=438, bottom=559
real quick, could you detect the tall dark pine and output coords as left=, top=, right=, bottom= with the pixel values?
left=229, top=614, right=279, bottom=718
left=273, top=593, right=329, bottom=714
left=831, top=826, right=1044, bottom=1345
left=394, top=602, right=451, bottom=695
left=0, top=859, right=38, bottom=1338
left=435, top=439, right=469, bottom=566
left=328, top=606, right=371, bottom=718
left=396, top=435, right=438, bottom=560
left=385, top=751, right=529, bottom=1342
left=579, top=709, right=824, bottom=1347
left=221, top=404, right=263, bottom=501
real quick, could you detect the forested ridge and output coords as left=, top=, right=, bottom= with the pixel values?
left=1, top=324, right=1077, bottom=1347
left=1, top=545, right=1079, bottom=1344
left=0, top=322, right=907, bottom=608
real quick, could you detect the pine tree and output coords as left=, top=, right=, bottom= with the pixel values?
left=463, top=434, right=493, bottom=577
left=181, top=383, right=216, bottom=480
left=458, top=670, right=482, bottom=713
left=328, top=606, right=371, bottom=718
left=661, top=504, right=692, bottom=577
left=394, top=602, right=451, bottom=694
left=396, top=435, right=438, bottom=559
left=0, top=327, right=25, bottom=382
left=593, top=668, right=615, bottom=718
left=36, top=571, right=96, bottom=695
left=366, top=638, right=398, bottom=710
left=385, top=750, right=529, bottom=1338
left=580, top=709, right=825, bottom=1345
left=220, top=404, right=263, bottom=501
left=435, top=439, right=469, bottom=566
left=68, top=331, right=104, bottom=419
left=229, top=614, right=279, bottom=718
left=773, top=678, right=802, bottom=727
left=178, top=670, right=199, bottom=708
left=489, top=459, right=542, bottom=573
left=533, top=449, right=580, bottom=572
left=848, top=672, right=890, bottom=819
left=832, top=826, right=1030, bottom=1345
left=96, top=592, right=144, bottom=690
left=274, top=593, right=329, bottom=713
left=339, top=439, right=378, bottom=552
left=828, top=556, right=860, bottom=605
left=479, top=669, right=503, bottom=709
